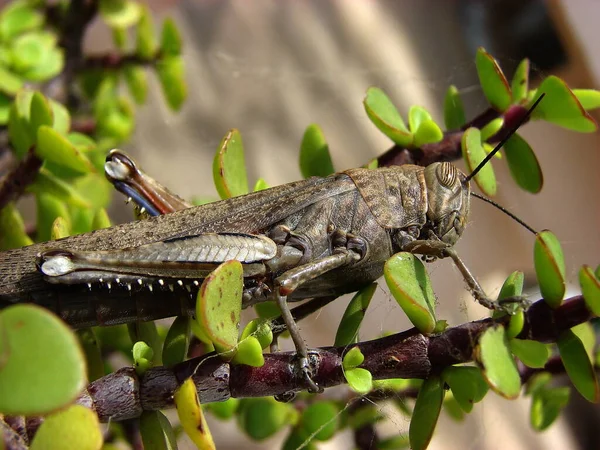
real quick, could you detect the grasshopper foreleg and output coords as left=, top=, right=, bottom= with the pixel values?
left=273, top=249, right=361, bottom=393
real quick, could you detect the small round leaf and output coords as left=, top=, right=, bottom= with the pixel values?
left=195, top=261, right=243, bottom=356
left=557, top=329, right=600, bottom=403
left=384, top=253, right=436, bottom=334
left=511, top=58, right=530, bottom=104
left=0, top=305, right=87, bottom=415
left=579, top=265, right=600, bottom=316
left=534, top=230, right=566, bottom=308
left=213, top=129, right=249, bottom=200
left=345, top=367, right=373, bottom=394
left=300, top=401, right=338, bottom=441
left=442, top=366, right=489, bottom=413
left=155, top=56, right=186, bottom=111
left=509, top=339, right=549, bottom=368
left=530, top=386, right=570, bottom=431
left=174, top=377, right=215, bottom=449
left=413, top=119, right=443, bottom=147
left=363, top=87, right=413, bottom=147
left=36, top=125, right=94, bottom=174
left=334, top=283, right=375, bottom=346
left=162, top=316, right=191, bottom=367
left=503, top=133, right=543, bottom=193
left=299, top=123, right=334, bottom=178
left=475, top=48, right=512, bottom=111
left=532, top=76, right=597, bottom=132
left=30, top=404, right=102, bottom=450
left=231, top=336, right=264, bottom=367
left=443, top=85, right=466, bottom=130
left=140, top=410, right=177, bottom=450
left=409, top=375, right=444, bottom=450
left=476, top=325, right=520, bottom=399
left=238, top=398, right=292, bottom=441
left=462, top=127, right=497, bottom=196
left=342, top=346, right=365, bottom=369
left=160, top=18, right=182, bottom=56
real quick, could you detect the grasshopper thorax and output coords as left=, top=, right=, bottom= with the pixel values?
left=422, top=162, right=470, bottom=246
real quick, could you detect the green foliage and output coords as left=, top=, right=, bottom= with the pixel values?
left=0, top=13, right=598, bottom=449
left=384, top=253, right=436, bottom=334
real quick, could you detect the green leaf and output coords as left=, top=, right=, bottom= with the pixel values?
left=384, top=252, right=436, bottom=334
left=343, top=346, right=365, bottom=369
left=530, top=386, right=570, bottom=431
left=443, top=393, right=466, bottom=422
left=29, top=404, right=102, bottom=450
left=160, top=18, right=182, bottom=56
left=299, top=123, right=334, bottom=178
left=413, top=119, right=443, bottom=147
left=0, top=2, right=44, bottom=41
left=196, top=261, right=243, bottom=357
left=20, top=46, right=64, bottom=82
left=155, top=55, right=186, bottom=111
left=480, top=118, right=503, bottom=142
left=0, top=64, right=23, bottom=95
left=509, top=339, right=549, bottom=368
left=36, top=126, right=95, bottom=174
left=476, top=326, right=521, bottom=399
left=0, top=92, right=10, bottom=124
left=49, top=99, right=71, bottom=135
left=231, top=336, right=264, bottom=367
left=475, top=48, right=512, bottom=111
left=123, top=64, right=148, bottom=104
left=579, top=265, right=600, bottom=316
left=462, top=127, right=497, bottom=196
left=557, top=329, right=600, bottom=403
left=8, top=90, right=34, bottom=157
left=377, top=434, right=410, bottom=450
left=363, top=87, right=413, bottom=147
left=92, top=208, right=111, bottom=230
left=10, top=31, right=57, bottom=72
left=132, top=341, right=153, bottom=375
left=206, top=398, right=239, bottom=420
left=36, top=192, right=70, bottom=242
left=238, top=398, right=292, bottom=441
left=498, top=270, right=524, bottom=300
left=213, top=128, right=249, bottom=199
left=136, top=6, right=157, bottom=59
left=442, top=366, right=489, bottom=413
left=99, top=0, right=142, bottom=28
left=300, top=401, right=339, bottom=441
left=573, top=89, right=600, bottom=110
left=572, top=322, right=595, bottom=360
left=140, top=410, right=177, bottom=450
left=503, top=133, right=543, bottom=193
left=443, top=85, right=466, bottom=130
left=253, top=178, right=269, bottom=191
left=534, top=230, right=566, bottom=308
left=112, top=27, right=127, bottom=50
left=50, top=216, right=70, bottom=240
left=408, top=106, right=432, bottom=132
left=29, top=91, right=53, bottom=133
left=532, top=76, right=597, bottom=132
left=128, top=321, right=162, bottom=365
left=240, top=318, right=273, bottom=349
left=511, top=59, right=530, bottom=104
left=345, top=367, right=373, bottom=394
left=0, top=305, right=87, bottom=415
left=162, top=316, right=191, bottom=367
left=174, top=377, right=215, bottom=449
left=409, top=375, right=444, bottom=450
left=334, top=283, right=376, bottom=346
left=76, top=328, right=104, bottom=382
left=0, top=203, right=33, bottom=250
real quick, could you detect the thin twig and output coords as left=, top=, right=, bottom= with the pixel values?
left=0, top=149, right=42, bottom=211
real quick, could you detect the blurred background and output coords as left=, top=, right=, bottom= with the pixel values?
left=85, top=0, right=600, bottom=448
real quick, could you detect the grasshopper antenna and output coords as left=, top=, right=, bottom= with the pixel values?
left=463, top=93, right=545, bottom=184
left=463, top=94, right=545, bottom=235
left=470, top=192, right=537, bottom=234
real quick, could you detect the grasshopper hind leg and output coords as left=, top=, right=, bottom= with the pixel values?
left=272, top=249, right=361, bottom=393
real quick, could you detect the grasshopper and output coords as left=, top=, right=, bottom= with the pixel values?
left=0, top=97, right=543, bottom=392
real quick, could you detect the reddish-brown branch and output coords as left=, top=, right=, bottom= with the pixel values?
left=80, top=53, right=159, bottom=71
left=376, top=104, right=530, bottom=168
left=77, top=295, right=591, bottom=422
left=0, top=149, right=42, bottom=211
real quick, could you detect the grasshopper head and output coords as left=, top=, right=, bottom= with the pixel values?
left=423, top=162, right=470, bottom=246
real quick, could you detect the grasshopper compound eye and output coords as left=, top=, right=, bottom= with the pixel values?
left=37, top=250, right=77, bottom=277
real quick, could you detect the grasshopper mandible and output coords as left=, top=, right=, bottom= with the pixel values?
left=0, top=96, right=543, bottom=392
